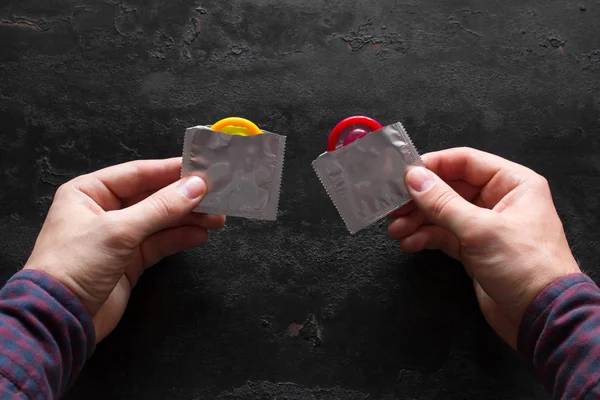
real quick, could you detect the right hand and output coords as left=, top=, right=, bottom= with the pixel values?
left=388, top=147, right=580, bottom=348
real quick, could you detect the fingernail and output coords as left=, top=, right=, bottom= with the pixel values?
left=406, top=167, right=435, bottom=193
left=179, top=176, right=206, bottom=199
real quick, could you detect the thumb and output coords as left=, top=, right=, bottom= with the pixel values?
left=405, top=166, right=482, bottom=235
left=116, top=176, right=207, bottom=238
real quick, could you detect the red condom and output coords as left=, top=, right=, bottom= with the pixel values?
left=327, top=116, right=383, bottom=152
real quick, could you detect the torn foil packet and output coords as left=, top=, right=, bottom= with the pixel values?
left=312, top=122, right=423, bottom=234
left=181, top=125, right=286, bottom=220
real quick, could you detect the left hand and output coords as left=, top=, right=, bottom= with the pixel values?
left=24, top=158, right=225, bottom=342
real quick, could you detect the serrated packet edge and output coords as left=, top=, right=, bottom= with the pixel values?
left=181, top=125, right=200, bottom=179
left=390, top=121, right=424, bottom=167
left=268, top=132, right=286, bottom=221
left=311, top=158, right=357, bottom=232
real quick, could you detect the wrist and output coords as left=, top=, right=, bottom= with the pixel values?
left=23, top=262, right=96, bottom=316
left=519, top=258, right=581, bottom=323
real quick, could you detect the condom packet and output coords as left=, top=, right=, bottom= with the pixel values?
left=312, top=122, right=423, bottom=234
left=181, top=125, right=286, bottom=220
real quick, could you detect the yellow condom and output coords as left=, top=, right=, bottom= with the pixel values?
left=211, top=117, right=262, bottom=136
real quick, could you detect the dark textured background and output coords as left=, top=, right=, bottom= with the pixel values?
left=1, top=0, right=600, bottom=398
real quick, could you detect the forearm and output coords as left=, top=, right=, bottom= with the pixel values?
left=519, top=273, right=600, bottom=399
left=0, top=270, right=95, bottom=399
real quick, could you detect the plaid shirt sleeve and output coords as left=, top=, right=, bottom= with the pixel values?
left=0, top=270, right=95, bottom=399
left=519, top=273, right=600, bottom=399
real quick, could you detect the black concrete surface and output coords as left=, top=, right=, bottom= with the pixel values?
left=1, top=0, right=600, bottom=398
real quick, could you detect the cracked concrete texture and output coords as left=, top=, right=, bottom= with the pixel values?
left=216, top=381, right=369, bottom=399
left=1, top=0, right=599, bottom=399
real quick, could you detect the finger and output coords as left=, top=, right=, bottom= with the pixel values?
left=140, top=225, right=209, bottom=268
left=93, top=158, right=183, bottom=198
left=388, top=179, right=482, bottom=240
left=387, top=201, right=417, bottom=219
left=387, top=172, right=483, bottom=221
left=181, top=213, right=226, bottom=230
left=399, top=225, right=460, bottom=259
left=92, top=275, right=131, bottom=343
left=422, top=148, right=532, bottom=208
left=389, top=208, right=426, bottom=240
left=422, top=148, right=523, bottom=185
left=387, top=178, right=481, bottom=220
left=473, top=280, right=518, bottom=349
left=122, top=189, right=226, bottom=230
left=114, top=176, right=207, bottom=239
left=405, top=166, right=486, bottom=235
left=73, top=158, right=183, bottom=211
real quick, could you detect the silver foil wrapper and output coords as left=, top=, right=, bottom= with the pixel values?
left=312, top=122, right=423, bottom=234
left=181, top=125, right=286, bottom=220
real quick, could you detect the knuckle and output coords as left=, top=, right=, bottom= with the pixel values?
left=56, top=175, right=92, bottom=198
left=455, top=146, right=478, bottom=158
left=459, top=227, right=483, bottom=249
left=131, top=160, right=145, bottom=180
left=525, top=172, right=552, bottom=198
left=534, top=174, right=549, bottom=189
left=54, top=182, right=73, bottom=199
left=456, top=146, right=474, bottom=153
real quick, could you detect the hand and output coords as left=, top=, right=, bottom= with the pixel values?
left=388, top=147, right=580, bottom=348
left=24, top=158, right=225, bottom=342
